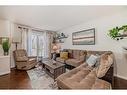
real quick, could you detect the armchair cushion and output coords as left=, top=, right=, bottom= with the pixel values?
left=16, top=56, right=28, bottom=62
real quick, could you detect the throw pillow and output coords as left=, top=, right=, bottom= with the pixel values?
left=96, top=53, right=113, bottom=78
left=94, top=54, right=101, bottom=67
left=86, top=55, right=98, bottom=67
left=60, top=52, right=68, bottom=60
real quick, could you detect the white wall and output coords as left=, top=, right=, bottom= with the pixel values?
left=59, top=12, right=127, bottom=79
left=0, top=19, right=10, bottom=56
left=0, top=19, right=16, bottom=68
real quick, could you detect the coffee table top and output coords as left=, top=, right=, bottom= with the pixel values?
left=42, top=59, right=65, bottom=69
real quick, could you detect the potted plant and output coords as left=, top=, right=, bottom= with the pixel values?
left=108, top=27, right=119, bottom=40
left=108, top=25, right=127, bottom=40
left=2, top=40, right=10, bottom=56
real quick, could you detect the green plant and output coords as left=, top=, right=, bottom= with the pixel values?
left=2, top=40, right=10, bottom=55
left=108, top=25, right=127, bottom=40
left=108, top=27, right=119, bottom=39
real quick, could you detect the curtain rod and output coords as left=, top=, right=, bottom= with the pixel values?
left=15, top=23, right=57, bottom=33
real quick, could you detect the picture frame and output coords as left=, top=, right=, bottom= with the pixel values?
left=72, top=28, right=95, bottom=45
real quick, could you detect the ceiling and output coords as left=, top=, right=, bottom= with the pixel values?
left=0, top=6, right=126, bottom=31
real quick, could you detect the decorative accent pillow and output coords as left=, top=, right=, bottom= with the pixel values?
left=96, top=53, right=113, bottom=78
left=60, top=52, right=68, bottom=60
left=86, top=55, right=98, bottom=67
left=94, top=54, right=101, bottom=67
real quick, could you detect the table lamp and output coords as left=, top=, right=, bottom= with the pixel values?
left=12, top=36, right=21, bottom=50
left=52, top=44, right=58, bottom=53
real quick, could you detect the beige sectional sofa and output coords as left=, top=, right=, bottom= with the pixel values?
left=56, top=49, right=87, bottom=68
left=56, top=50, right=114, bottom=89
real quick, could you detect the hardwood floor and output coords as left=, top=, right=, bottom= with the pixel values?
left=0, top=68, right=32, bottom=89
left=114, top=76, right=127, bottom=89
left=0, top=68, right=126, bottom=89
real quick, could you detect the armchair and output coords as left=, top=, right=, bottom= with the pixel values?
left=13, top=49, right=37, bottom=70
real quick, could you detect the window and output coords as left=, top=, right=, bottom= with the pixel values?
left=30, top=31, right=44, bottom=60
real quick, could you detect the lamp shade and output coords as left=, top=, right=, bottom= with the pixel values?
left=52, top=45, right=58, bottom=51
left=12, top=36, right=21, bottom=43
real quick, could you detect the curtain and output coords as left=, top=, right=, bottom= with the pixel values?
left=17, top=26, right=29, bottom=51
left=47, top=31, right=54, bottom=58
left=43, top=32, right=48, bottom=58
left=21, top=28, right=28, bottom=50
left=16, top=25, right=55, bottom=59
left=27, top=29, right=32, bottom=56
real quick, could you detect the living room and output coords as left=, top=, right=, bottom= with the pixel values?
left=0, top=2, right=127, bottom=93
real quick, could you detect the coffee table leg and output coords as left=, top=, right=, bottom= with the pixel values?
left=54, top=69, right=56, bottom=81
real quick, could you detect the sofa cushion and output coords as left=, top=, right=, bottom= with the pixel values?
left=57, top=64, right=111, bottom=89
left=73, top=50, right=80, bottom=59
left=80, top=50, right=87, bottom=56
left=92, top=78, right=111, bottom=89
left=60, top=52, right=68, bottom=60
left=96, top=52, right=113, bottom=78
left=79, top=55, right=85, bottom=62
left=68, top=49, right=73, bottom=58
left=66, top=59, right=83, bottom=67
left=56, top=57, right=65, bottom=63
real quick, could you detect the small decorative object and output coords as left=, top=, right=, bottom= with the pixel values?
left=55, top=33, right=68, bottom=43
left=108, top=25, right=127, bottom=40
left=61, top=33, right=65, bottom=37
left=52, top=60, right=57, bottom=65
left=72, top=28, right=95, bottom=45
left=2, top=38, right=10, bottom=56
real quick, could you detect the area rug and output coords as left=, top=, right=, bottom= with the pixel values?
left=27, top=65, right=70, bottom=89
left=27, top=66, right=58, bottom=89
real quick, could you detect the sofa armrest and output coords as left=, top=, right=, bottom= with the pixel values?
left=28, top=56, right=37, bottom=59
left=16, top=56, right=28, bottom=62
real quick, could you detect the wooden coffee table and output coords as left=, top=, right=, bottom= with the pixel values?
left=42, top=59, right=65, bottom=81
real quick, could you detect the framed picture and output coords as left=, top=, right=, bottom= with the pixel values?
left=0, top=37, right=9, bottom=44
left=72, top=28, right=95, bottom=45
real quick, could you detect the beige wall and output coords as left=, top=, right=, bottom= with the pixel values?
left=59, top=11, right=127, bottom=80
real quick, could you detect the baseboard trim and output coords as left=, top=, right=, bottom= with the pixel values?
left=0, top=71, right=10, bottom=76
left=114, top=74, right=127, bottom=80
left=114, top=75, right=127, bottom=89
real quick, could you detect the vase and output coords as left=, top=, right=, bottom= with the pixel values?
left=4, top=51, right=9, bottom=56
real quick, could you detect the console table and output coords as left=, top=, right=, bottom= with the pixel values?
left=0, top=56, right=10, bottom=75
